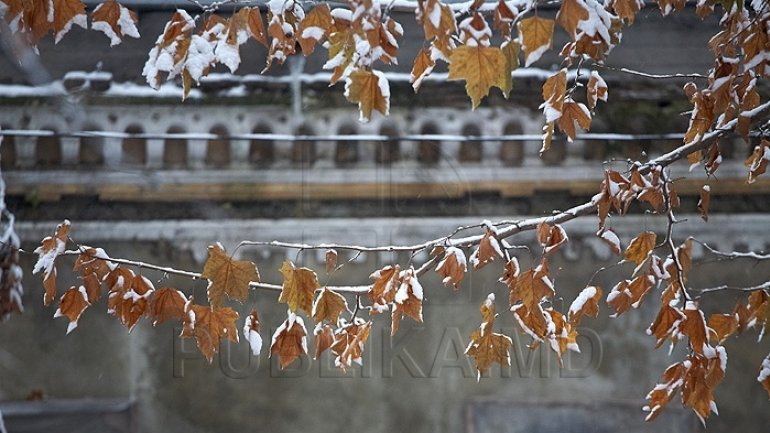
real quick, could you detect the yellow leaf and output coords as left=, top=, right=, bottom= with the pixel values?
left=518, top=16, right=554, bottom=67
left=312, top=288, right=349, bottom=323
left=201, top=243, right=260, bottom=307
left=448, top=45, right=507, bottom=109
left=500, top=40, right=520, bottom=98
left=278, top=260, right=319, bottom=315
left=625, top=231, right=657, bottom=265
left=344, top=69, right=390, bottom=122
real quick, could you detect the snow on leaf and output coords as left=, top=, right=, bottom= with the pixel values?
left=536, top=222, right=568, bottom=256
left=243, top=308, right=262, bottom=356
left=493, top=0, right=517, bottom=40
left=417, top=0, right=456, bottom=61
left=568, top=286, right=603, bottom=325
left=270, top=310, right=308, bottom=369
left=508, top=266, right=555, bottom=311
left=297, top=3, right=332, bottom=55
left=469, top=229, right=504, bottom=270
left=368, top=264, right=400, bottom=312
left=72, top=247, right=112, bottom=304
left=52, top=0, right=86, bottom=44
left=201, top=243, right=259, bottom=307
left=587, top=70, right=608, bottom=110
left=33, top=220, right=70, bottom=306
left=647, top=304, right=685, bottom=348
left=465, top=294, right=512, bottom=379
left=698, top=185, right=711, bottom=222
left=54, top=285, right=89, bottom=335
left=448, top=44, right=507, bottom=109
left=435, top=246, right=467, bottom=289
left=147, top=287, right=187, bottom=326
left=539, top=69, right=567, bottom=153
left=278, top=259, right=319, bottom=315
left=106, top=268, right=154, bottom=331
left=314, top=323, right=334, bottom=359
left=606, top=274, right=654, bottom=317
left=745, top=139, right=770, bottom=184
left=142, top=10, right=194, bottom=89
left=556, top=100, right=592, bottom=142
left=330, top=319, right=371, bottom=371
left=624, top=231, right=657, bottom=265
left=312, top=288, right=349, bottom=324
left=344, top=68, right=390, bottom=122
left=518, top=16, right=554, bottom=67
left=557, top=0, right=590, bottom=38
left=182, top=303, right=239, bottom=363
left=597, top=228, right=622, bottom=256
left=758, top=353, right=770, bottom=398
left=91, top=0, right=139, bottom=47
left=391, top=267, right=423, bottom=336
left=410, top=47, right=436, bottom=93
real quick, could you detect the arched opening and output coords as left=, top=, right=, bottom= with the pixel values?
left=79, top=126, right=105, bottom=166
left=164, top=126, right=187, bottom=167
left=418, top=122, right=440, bottom=164
left=459, top=123, right=482, bottom=162
left=36, top=128, right=62, bottom=168
left=335, top=124, right=359, bottom=166
left=206, top=125, right=230, bottom=167
left=377, top=123, right=400, bottom=164
left=500, top=121, right=524, bottom=166
left=250, top=123, right=275, bottom=166
left=292, top=123, right=316, bottom=166
left=122, top=125, right=147, bottom=165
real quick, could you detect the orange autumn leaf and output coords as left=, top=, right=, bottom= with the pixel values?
left=314, top=323, right=335, bottom=359
left=91, top=0, right=139, bottom=46
left=33, top=220, right=71, bottom=306
left=682, top=302, right=711, bottom=356
left=270, top=311, right=308, bottom=369
left=52, top=0, right=87, bottom=43
left=698, top=185, right=711, bottom=222
left=330, top=319, right=372, bottom=370
left=297, top=3, right=333, bottom=55
left=568, top=286, right=603, bottom=326
left=606, top=274, right=655, bottom=316
left=312, top=288, right=349, bottom=324
left=278, top=259, right=319, bottom=315
left=708, top=313, right=738, bottom=344
left=556, top=0, right=589, bottom=38
left=587, top=70, right=608, bottom=110
left=435, top=246, right=467, bottom=289
left=465, top=294, right=512, bottom=379
left=344, top=68, right=390, bottom=122
left=647, top=304, right=685, bottom=348
left=448, top=44, right=507, bottom=109
left=54, top=285, right=90, bottom=334
left=247, top=7, right=267, bottom=46
left=410, top=47, right=436, bottom=92
left=509, top=266, right=555, bottom=310
left=518, top=16, right=554, bottom=67
left=391, top=267, right=423, bottom=336
left=611, top=0, right=643, bottom=24
left=73, top=247, right=112, bottom=304
left=556, top=100, right=592, bottom=142
left=625, top=231, right=657, bottom=265
left=182, top=303, right=239, bottom=363
left=758, top=354, right=770, bottom=399
left=469, top=229, right=504, bottom=270
left=536, top=222, right=568, bottom=255
left=107, top=269, right=154, bottom=331
left=368, top=264, right=400, bottom=312
left=147, top=287, right=188, bottom=326
left=201, top=243, right=259, bottom=307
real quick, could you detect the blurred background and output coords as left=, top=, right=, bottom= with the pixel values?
left=1, top=1, right=769, bottom=432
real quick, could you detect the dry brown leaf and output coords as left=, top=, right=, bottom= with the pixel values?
left=297, top=3, right=333, bottom=55
left=314, top=323, right=335, bottom=359
left=312, top=288, right=349, bottom=324
left=708, top=313, right=738, bottom=344
left=330, top=319, right=372, bottom=370
left=597, top=228, right=622, bottom=256
left=745, top=140, right=770, bottom=184
left=368, top=264, right=400, bottom=312
left=509, top=266, right=555, bottom=310
left=325, top=249, right=337, bottom=274
left=410, top=47, right=436, bottom=93
left=73, top=247, right=112, bottom=304
left=625, top=231, right=657, bottom=265
left=201, top=243, right=259, bottom=307
left=556, top=0, right=589, bottom=38
left=33, top=220, right=71, bottom=306
left=568, top=286, right=603, bottom=325
left=147, top=287, right=187, bottom=326
left=435, top=246, right=467, bottom=289
left=587, top=70, right=608, bottom=110
left=182, top=303, right=239, bottom=363
left=698, top=185, right=711, bottom=222
left=243, top=308, right=262, bottom=356
left=469, top=229, right=504, bottom=270
left=344, top=68, right=390, bottom=122
left=107, top=269, right=154, bottom=331
left=682, top=302, right=711, bottom=356
left=607, top=275, right=655, bottom=316
left=278, top=260, right=319, bottom=315
left=91, top=0, right=139, bottom=46
left=557, top=101, right=592, bottom=142
left=465, top=294, right=512, bottom=379
left=758, top=354, right=770, bottom=398
left=246, top=7, right=266, bottom=46
left=270, top=311, right=308, bottom=369
left=536, top=222, right=568, bottom=256
left=391, top=268, right=423, bottom=336
left=648, top=304, right=685, bottom=348
left=54, top=285, right=89, bottom=334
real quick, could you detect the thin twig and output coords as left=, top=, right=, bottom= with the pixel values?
left=594, top=64, right=707, bottom=80
left=696, top=281, right=770, bottom=295
left=693, top=239, right=770, bottom=261
left=660, top=169, right=691, bottom=302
